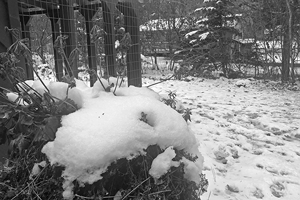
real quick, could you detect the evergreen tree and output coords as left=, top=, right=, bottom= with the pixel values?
left=177, top=0, right=240, bottom=75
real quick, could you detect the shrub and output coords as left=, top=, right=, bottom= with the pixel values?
left=0, top=27, right=208, bottom=200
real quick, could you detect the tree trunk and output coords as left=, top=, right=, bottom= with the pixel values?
left=282, top=32, right=290, bottom=82
left=289, top=0, right=299, bottom=82
left=282, top=0, right=292, bottom=82
left=281, top=0, right=291, bottom=82
left=287, top=0, right=294, bottom=82
left=154, top=52, right=159, bottom=70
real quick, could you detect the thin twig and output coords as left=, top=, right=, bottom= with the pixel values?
left=33, top=188, right=43, bottom=200
left=146, top=75, right=175, bottom=88
left=0, top=91, right=24, bottom=107
left=119, top=77, right=125, bottom=87
left=0, top=182, right=16, bottom=190
left=59, top=49, right=73, bottom=77
left=0, top=86, right=13, bottom=93
left=15, top=78, right=43, bottom=99
left=121, top=177, right=150, bottom=200
left=74, top=194, right=94, bottom=199
left=29, top=61, right=50, bottom=94
left=102, top=195, right=136, bottom=199
left=90, top=69, right=106, bottom=91
left=11, top=164, right=49, bottom=200
left=113, top=76, right=120, bottom=95
left=148, top=190, right=171, bottom=196
left=211, top=167, right=216, bottom=182
left=51, top=94, right=78, bottom=112
left=207, top=191, right=211, bottom=200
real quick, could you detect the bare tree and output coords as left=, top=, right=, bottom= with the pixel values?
left=139, top=0, right=202, bottom=67
left=29, top=15, right=53, bottom=64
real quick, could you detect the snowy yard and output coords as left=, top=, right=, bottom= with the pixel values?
left=3, top=64, right=300, bottom=199
left=146, top=77, right=300, bottom=200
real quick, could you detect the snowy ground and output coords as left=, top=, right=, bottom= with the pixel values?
left=5, top=54, right=300, bottom=199
left=145, top=77, right=300, bottom=200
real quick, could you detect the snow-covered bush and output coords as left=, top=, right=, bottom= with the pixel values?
left=0, top=27, right=207, bottom=199
left=1, top=77, right=208, bottom=200
left=41, top=80, right=206, bottom=199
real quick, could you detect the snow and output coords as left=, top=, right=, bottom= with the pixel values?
left=8, top=80, right=84, bottom=108
left=140, top=18, right=189, bottom=31
left=33, top=54, right=56, bottom=81
left=115, top=86, right=161, bottom=100
left=48, top=82, right=69, bottom=100
left=185, top=30, right=199, bottom=38
left=31, top=80, right=51, bottom=95
left=91, top=78, right=111, bottom=96
left=149, top=146, right=203, bottom=184
left=190, top=39, right=198, bottom=44
left=6, top=92, right=28, bottom=106
left=235, top=79, right=250, bottom=87
left=181, top=157, right=202, bottom=184
left=115, top=40, right=120, bottom=49
left=196, top=17, right=209, bottom=24
left=199, top=32, right=210, bottom=40
left=206, top=6, right=216, bottom=11
left=74, top=78, right=88, bottom=90
left=146, top=76, right=300, bottom=200
left=16, top=80, right=34, bottom=92
left=194, top=7, right=203, bottom=12
left=16, top=65, right=299, bottom=200
left=149, top=146, right=180, bottom=180
left=41, top=82, right=203, bottom=199
left=29, top=161, right=47, bottom=180
left=92, top=77, right=126, bottom=97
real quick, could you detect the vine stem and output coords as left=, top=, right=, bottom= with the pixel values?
left=113, top=76, right=120, bottom=95
left=90, top=69, right=107, bottom=91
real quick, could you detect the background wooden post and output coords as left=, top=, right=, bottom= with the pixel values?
left=117, top=0, right=142, bottom=87
left=0, top=0, right=15, bottom=97
left=50, top=16, right=64, bottom=81
left=59, top=0, right=78, bottom=78
left=0, top=0, right=16, bottom=164
left=20, top=15, right=34, bottom=80
left=80, top=5, right=99, bottom=86
left=102, top=0, right=117, bottom=77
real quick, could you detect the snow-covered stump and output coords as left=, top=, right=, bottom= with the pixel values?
left=5, top=78, right=207, bottom=199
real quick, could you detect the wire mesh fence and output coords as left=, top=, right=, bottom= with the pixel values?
left=2, top=0, right=141, bottom=87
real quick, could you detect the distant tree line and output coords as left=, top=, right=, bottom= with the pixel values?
left=140, top=0, right=300, bottom=82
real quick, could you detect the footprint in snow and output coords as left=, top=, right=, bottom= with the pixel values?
left=229, top=147, right=239, bottom=159
left=225, top=184, right=239, bottom=194
left=270, top=181, right=285, bottom=198
left=252, top=187, right=264, bottom=199
left=265, top=166, right=279, bottom=175
left=214, top=145, right=230, bottom=164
